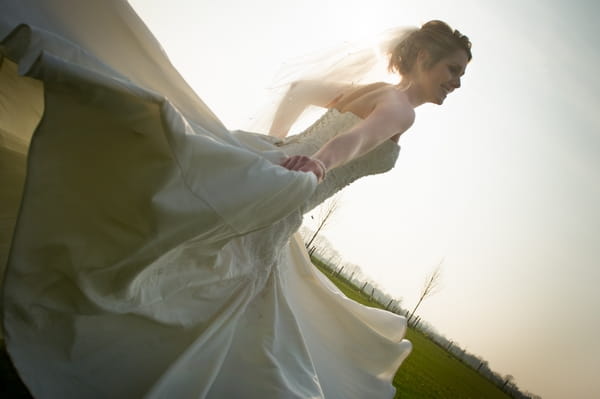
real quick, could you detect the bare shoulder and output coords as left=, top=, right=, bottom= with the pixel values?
left=374, top=87, right=415, bottom=130
left=342, top=86, right=416, bottom=145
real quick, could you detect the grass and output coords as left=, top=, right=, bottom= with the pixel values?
left=393, top=328, right=510, bottom=399
left=312, top=259, right=510, bottom=399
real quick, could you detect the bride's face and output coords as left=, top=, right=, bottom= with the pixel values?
left=415, top=49, right=469, bottom=105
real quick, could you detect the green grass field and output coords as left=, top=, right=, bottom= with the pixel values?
left=312, top=260, right=510, bottom=399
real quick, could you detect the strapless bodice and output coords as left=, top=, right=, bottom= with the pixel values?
left=233, top=108, right=400, bottom=212
left=278, top=108, right=401, bottom=211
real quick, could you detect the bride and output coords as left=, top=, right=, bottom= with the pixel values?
left=0, top=1, right=471, bottom=398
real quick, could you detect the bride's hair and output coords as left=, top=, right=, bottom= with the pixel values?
left=389, top=20, right=472, bottom=75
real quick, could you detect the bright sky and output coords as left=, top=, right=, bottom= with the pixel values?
left=130, top=1, right=600, bottom=398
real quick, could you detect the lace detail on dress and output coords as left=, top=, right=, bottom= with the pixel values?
left=278, top=108, right=401, bottom=212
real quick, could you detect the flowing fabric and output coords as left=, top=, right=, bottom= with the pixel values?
left=1, top=1, right=411, bottom=398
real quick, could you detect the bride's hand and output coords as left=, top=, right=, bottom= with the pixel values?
left=280, top=155, right=326, bottom=182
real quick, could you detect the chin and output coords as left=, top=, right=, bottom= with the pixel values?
left=427, top=93, right=446, bottom=105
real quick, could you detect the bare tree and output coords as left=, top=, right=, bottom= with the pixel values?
left=407, top=260, right=443, bottom=324
left=306, top=196, right=340, bottom=249
left=502, top=374, right=514, bottom=391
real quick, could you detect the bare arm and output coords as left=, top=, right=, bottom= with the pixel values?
left=268, top=80, right=350, bottom=138
left=312, top=98, right=415, bottom=171
left=279, top=96, right=414, bottom=182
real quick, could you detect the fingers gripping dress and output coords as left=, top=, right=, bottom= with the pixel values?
left=1, top=1, right=411, bottom=397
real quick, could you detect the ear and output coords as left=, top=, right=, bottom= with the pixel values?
left=416, top=49, right=430, bottom=70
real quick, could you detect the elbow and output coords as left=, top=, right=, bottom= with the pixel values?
left=290, top=80, right=302, bottom=90
left=269, top=130, right=288, bottom=138
left=289, top=80, right=307, bottom=93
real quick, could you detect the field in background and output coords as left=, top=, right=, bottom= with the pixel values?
left=312, top=259, right=511, bottom=399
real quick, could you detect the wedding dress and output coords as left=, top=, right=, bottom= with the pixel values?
left=0, top=1, right=411, bottom=398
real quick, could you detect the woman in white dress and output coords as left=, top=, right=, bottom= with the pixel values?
left=0, top=1, right=471, bottom=398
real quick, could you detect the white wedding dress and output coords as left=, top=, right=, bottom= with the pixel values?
left=0, top=1, right=411, bottom=398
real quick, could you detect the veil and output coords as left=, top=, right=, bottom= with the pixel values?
left=246, top=27, right=418, bottom=135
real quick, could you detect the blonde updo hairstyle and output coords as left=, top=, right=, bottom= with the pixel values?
left=389, top=20, right=472, bottom=76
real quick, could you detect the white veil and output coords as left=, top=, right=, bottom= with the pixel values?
left=247, top=27, right=418, bottom=135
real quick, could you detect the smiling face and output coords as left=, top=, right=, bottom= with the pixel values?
left=414, top=49, right=469, bottom=105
